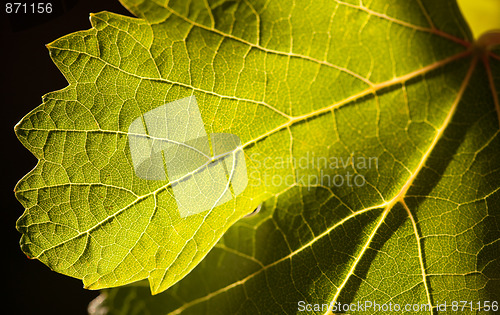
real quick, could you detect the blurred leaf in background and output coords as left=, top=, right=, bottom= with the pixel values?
left=458, top=0, right=500, bottom=38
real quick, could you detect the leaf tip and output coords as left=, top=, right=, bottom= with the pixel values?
left=83, top=277, right=101, bottom=291
left=45, top=41, right=58, bottom=57
left=147, top=276, right=165, bottom=296
left=13, top=119, right=21, bottom=133
left=44, top=41, right=54, bottom=50
left=88, top=12, right=98, bottom=24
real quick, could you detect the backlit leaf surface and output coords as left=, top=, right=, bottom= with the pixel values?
left=15, top=0, right=500, bottom=313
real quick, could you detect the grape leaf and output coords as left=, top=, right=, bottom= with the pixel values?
left=15, top=0, right=500, bottom=312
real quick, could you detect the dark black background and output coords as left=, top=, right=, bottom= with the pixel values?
left=1, top=1, right=132, bottom=314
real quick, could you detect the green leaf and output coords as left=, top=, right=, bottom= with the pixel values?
left=15, top=0, right=500, bottom=312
